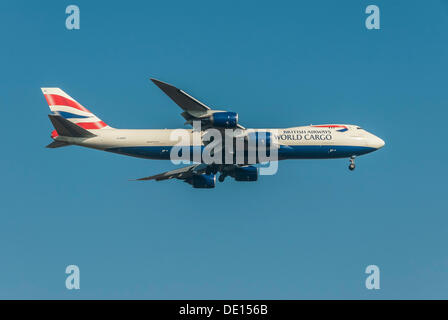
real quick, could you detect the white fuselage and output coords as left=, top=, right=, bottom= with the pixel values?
left=54, top=124, right=385, bottom=162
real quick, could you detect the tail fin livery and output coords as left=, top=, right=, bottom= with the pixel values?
left=41, top=88, right=112, bottom=132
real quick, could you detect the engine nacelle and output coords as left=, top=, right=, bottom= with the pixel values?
left=211, top=112, right=238, bottom=128
left=233, top=166, right=258, bottom=182
left=187, top=173, right=216, bottom=188
left=247, top=131, right=272, bottom=148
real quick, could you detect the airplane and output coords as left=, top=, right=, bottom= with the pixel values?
left=42, top=79, right=385, bottom=188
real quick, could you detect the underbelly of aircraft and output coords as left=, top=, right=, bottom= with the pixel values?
left=105, top=145, right=376, bottom=162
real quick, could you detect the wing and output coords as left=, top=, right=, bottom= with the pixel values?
left=151, top=78, right=245, bottom=129
left=132, top=163, right=247, bottom=182
left=133, top=163, right=209, bottom=181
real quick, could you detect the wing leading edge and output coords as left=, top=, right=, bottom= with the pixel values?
left=131, top=163, right=256, bottom=188
left=150, top=78, right=245, bottom=129
left=133, top=163, right=208, bottom=181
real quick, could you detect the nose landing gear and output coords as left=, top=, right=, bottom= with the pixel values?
left=348, top=156, right=356, bottom=171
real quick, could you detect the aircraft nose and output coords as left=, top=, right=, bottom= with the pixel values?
left=370, top=135, right=385, bottom=149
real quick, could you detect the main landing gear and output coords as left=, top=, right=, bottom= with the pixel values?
left=218, top=174, right=227, bottom=182
left=348, top=156, right=356, bottom=171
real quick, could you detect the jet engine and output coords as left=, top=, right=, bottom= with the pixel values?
left=247, top=131, right=272, bottom=148
left=210, top=112, right=238, bottom=128
left=187, top=173, right=216, bottom=188
left=232, top=166, right=258, bottom=181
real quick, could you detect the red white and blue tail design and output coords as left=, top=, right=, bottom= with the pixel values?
left=41, top=88, right=112, bottom=131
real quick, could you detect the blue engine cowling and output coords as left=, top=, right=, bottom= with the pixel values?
left=188, top=173, right=216, bottom=188
left=211, top=112, right=238, bottom=128
left=233, top=166, right=258, bottom=181
left=247, top=131, right=271, bottom=148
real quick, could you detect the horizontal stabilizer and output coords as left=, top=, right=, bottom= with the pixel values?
left=48, top=114, right=96, bottom=138
left=46, top=141, right=71, bottom=148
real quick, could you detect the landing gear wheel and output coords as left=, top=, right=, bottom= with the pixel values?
left=218, top=174, right=226, bottom=182
left=348, top=156, right=356, bottom=171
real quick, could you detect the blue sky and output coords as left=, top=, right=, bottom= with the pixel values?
left=1, top=0, right=447, bottom=299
